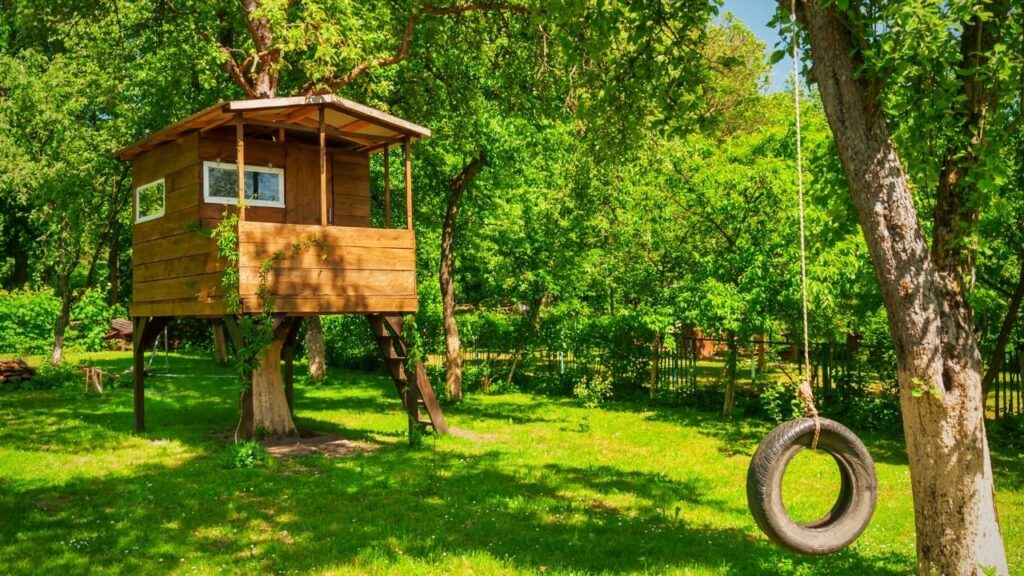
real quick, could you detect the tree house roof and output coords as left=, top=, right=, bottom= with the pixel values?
left=117, top=94, right=431, bottom=161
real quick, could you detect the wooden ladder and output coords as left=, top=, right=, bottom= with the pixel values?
left=367, top=314, right=448, bottom=435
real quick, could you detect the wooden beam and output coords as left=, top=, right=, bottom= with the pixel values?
left=133, top=316, right=148, bottom=433
left=225, top=95, right=431, bottom=138
left=200, top=115, right=235, bottom=134
left=404, top=138, right=413, bottom=230
left=319, top=107, right=328, bottom=226
left=236, top=116, right=246, bottom=221
left=132, top=316, right=172, bottom=433
left=384, top=145, right=391, bottom=229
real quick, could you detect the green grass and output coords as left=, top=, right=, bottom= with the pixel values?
left=0, top=352, right=1021, bottom=575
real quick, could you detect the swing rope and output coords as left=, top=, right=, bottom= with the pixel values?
left=791, top=0, right=821, bottom=450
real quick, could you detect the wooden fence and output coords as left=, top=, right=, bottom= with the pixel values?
left=992, top=349, right=1023, bottom=420
left=430, top=336, right=1024, bottom=420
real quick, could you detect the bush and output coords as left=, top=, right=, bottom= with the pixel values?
left=26, top=361, right=81, bottom=390
left=573, top=368, right=614, bottom=408
left=67, top=287, right=126, bottom=352
left=987, top=415, right=1024, bottom=451
left=167, top=317, right=215, bottom=353
left=225, top=441, right=269, bottom=469
left=0, top=288, right=60, bottom=355
left=321, top=315, right=381, bottom=370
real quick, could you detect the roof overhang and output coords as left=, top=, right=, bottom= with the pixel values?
left=116, top=94, right=431, bottom=161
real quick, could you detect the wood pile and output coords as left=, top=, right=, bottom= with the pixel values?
left=104, top=318, right=134, bottom=342
left=0, top=359, right=36, bottom=383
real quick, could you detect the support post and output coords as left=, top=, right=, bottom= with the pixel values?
left=235, top=115, right=246, bottom=221
left=132, top=316, right=171, bottom=433
left=319, top=106, right=328, bottom=226
left=133, top=316, right=148, bottom=433
left=404, top=138, right=413, bottom=229
left=383, top=145, right=391, bottom=229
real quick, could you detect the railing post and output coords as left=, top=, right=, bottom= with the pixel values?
left=383, top=145, right=391, bottom=229
left=404, top=137, right=413, bottom=230
left=235, top=115, right=245, bottom=222
left=319, top=106, right=328, bottom=226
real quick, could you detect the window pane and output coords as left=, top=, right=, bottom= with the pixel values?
left=252, top=172, right=280, bottom=202
left=208, top=166, right=238, bottom=199
left=137, top=181, right=164, bottom=220
left=206, top=164, right=282, bottom=204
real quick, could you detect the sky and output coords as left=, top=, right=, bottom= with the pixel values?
left=720, top=0, right=790, bottom=93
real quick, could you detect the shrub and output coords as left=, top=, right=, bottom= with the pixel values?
left=988, top=415, right=1024, bottom=451
left=321, top=315, right=381, bottom=370
left=0, top=288, right=60, bottom=355
left=573, top=368, right=614, bottom=408
left=67, top=287, right=126, bottom=352
left=167, top=317, right=215, bottom=353
left=27, top=361, right=81, bottom=390
left=225, top=441, right=269, bottom=469
left=757, top=380, right=803, bottom=423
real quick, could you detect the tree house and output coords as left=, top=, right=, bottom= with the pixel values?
left=117, top=95, right=447, bottom=437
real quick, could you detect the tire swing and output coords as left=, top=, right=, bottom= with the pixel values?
left=745, top=0, right=878, bottom=556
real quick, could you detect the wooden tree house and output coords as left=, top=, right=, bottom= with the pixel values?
left=117, top=95, right=447, bottom=437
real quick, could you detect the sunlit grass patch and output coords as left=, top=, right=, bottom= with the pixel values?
left=0, top=351, right=1021, bottom=575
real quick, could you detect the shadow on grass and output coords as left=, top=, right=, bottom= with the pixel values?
left=0, top=445, right=909, bottom=576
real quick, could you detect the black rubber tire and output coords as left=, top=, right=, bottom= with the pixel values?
left=746, top=417, right=877, bottom=555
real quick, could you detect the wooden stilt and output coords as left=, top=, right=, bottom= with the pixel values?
left=132, top=316, right=171, bottom=433
left=133, top=317, right=148, bottom=433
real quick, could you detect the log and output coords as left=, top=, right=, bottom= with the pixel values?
left=0, top=359, right=35, bottom=382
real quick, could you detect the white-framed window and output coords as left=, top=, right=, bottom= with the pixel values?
left=203, top=161, right=285, bottom=208
left=135, top=178, right=166, bottom=223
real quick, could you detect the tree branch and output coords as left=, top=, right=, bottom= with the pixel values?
left=303, top=2, right=532, bottom=95
left=221, top=47, right=258, bottom=98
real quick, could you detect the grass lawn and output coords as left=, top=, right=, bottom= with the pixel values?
left=0, top=352, right=1021, bottom=575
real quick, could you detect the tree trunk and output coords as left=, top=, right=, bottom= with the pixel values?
left=107, top=225, right=120, bottom=306
left=304, top=316, right=326, bottom=382
left=793, top=3, right=1007, bottom=573
left=212, top=322, right=229, bottom=365
left=721, top=331, right=737, bottom=418
left=982, top=259, right=1024, bottom=397
left=440, top=153, right=487, bottom=401
left=649, top=332, right=662, bottom=398
left=250, top=335, right=297, bottom=438
left=507, top=292, right=550, bottom=386
left=51, top=273, right=73, bottom=365
left=10, top=235, right=28, bottom=288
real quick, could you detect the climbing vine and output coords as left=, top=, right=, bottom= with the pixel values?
left=206, top=210, right=325, bottom=387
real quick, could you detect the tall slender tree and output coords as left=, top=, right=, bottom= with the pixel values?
left=784, top=1, right=1017, bottom=573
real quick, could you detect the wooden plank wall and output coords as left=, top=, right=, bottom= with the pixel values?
left=131, top=133, right=226, bottom=318
left=197, top=135, right=372, bottom=227
left=198, top=135, right=292, bottom=224
left=237, top=221, right=418, bottom=314
left=130, top=132, right=391, bottom=318
left=333, top=151, right=371, bottom=227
